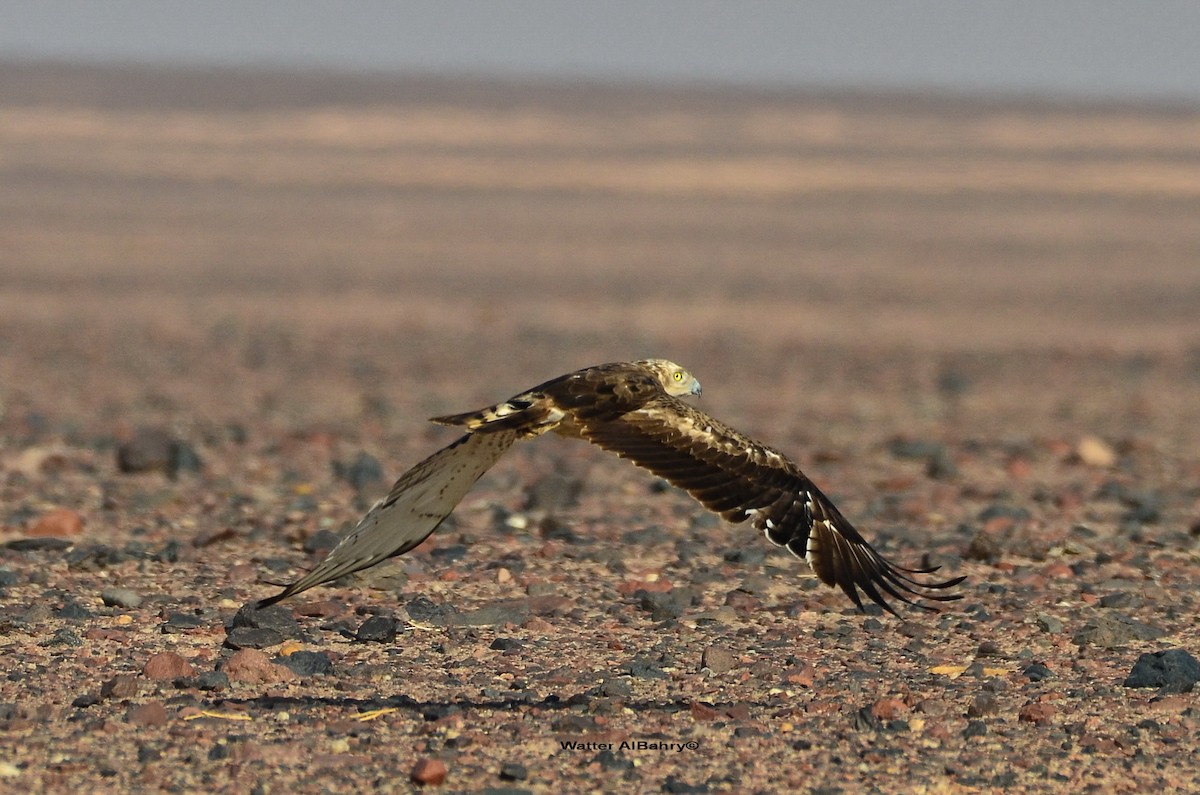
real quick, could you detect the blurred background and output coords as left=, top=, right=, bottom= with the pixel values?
left=2, top=1, right=1199, bottom=452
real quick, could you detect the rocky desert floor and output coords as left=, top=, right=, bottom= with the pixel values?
left=1, top=63, right=1199, bottom=793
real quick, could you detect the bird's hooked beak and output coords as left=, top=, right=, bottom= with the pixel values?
left=690, top=379, right=703, bottom=397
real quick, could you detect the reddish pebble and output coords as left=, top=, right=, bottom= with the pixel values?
left=29, top=508, right=84, bottom=537
left=690, top=702, right=721, bottom=721
left=127, top=702, right=168, bottom=726
left=870, top=698, right=908, bottom=721
left=411, top=758, right=447, bottom=786
left=143, top=652, right=195, bottom=681
left=222, top=649, right=298, bottom=685
left=1018, top=702, right=1056, bottom=725
left=1042, top=562, right=1074, bottom=579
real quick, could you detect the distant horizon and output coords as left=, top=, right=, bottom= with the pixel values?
left=2, top=1, right=1199, bottom=105
left=4, top=58, right=1198, bottom=115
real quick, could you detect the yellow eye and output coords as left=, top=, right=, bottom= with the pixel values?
left=673, top=371, right=684, bottom=381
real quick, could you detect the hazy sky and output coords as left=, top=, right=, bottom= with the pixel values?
left=2, top=1, right=1198, bottom=102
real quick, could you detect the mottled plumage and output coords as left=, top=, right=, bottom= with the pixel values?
left=260, top=359, right=962, bottom=613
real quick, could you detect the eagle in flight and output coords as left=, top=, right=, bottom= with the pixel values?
left=260, top=359, right=962, bottom=614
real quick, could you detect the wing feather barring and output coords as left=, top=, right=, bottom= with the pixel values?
left=259, top=359, right=963, bottom=614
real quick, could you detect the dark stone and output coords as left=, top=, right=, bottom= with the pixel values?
left=661, top=775, right=709, bottom=794
left=69, top=544, right=128, bottom=571
left=592, top=749, right=633, bottom=770
left=72, top=693, right=101, bottom=708
left=56, top=601, right=93, bottom=620
left=430, top=544, right=468, bottom=562
left=851, top=707, right=883, bottom=733
left=224, top=626, right=285, bottom=650
left=964, top=530, right=1003, bottom=563
left=162, top=613, right=205, bottom=632
left=444, top=603, right=528, bottom=627
left=196, top=671, right=229, bottom=691
left=169, top=441, right=203, bottom=477
left=1023, top=662, right=1054, bottom=682
left=599, top=678, right=632, bottom=698
left=0, top=569, right=18, bottom=587
left=537, top=515, right=580, bottom=543
left=1098, top=592, right=1139, bottom=609
left=1073, top=613, right=1166, bottom=648
left=44, top=628, right=82, bottom=647
left=333, top=451, right=385, bottom=491
left=5, top=537, right=74, bottom=551
left=722, top=547, right=765, bottom=566
left=490, top=637, right=522, bottom=651
left=1123, top=649, right=1200, bottom=692
left=275, top=650, right=334, bottom=677
left=116, top=428, right=176, bottom=474
left=498, top=762, right=528, bottom=781
left=356, top=615, right=400, bottom=643
left=406, top=595, right=456, bottom=624
left=629, top=655, right=668, bottom=680
left=233, top=602, right=302, bottom=637
left=636, top=589, right=691, bottom=621
left=302, top=529, right=341, bottom=554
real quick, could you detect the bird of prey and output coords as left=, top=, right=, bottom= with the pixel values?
left=259, top=359, right=962, bottom=614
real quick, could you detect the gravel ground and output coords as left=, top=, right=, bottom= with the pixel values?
left=1, top=63, right=1199, bottom=794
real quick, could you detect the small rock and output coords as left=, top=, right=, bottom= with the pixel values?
left=1018, top=702, right=1056, bottom=725
left=444, top=603, right=529, bottom=627
left=1073, top=613, right=1165, bottom=648
left=870, top=697, right=907, bottom=721
left=333, top=451, right=384, bottom=491
left=302, top=528, right=341, bottom=554
left=356, top=615, right=400, bottom=643
left=701, top=645, right=735, bottom=675
left=224, top=627, right=285, bottom=650
left=100, top=675, right=141, bottom=700
left=405, top=595, right=456, bottom=625
left=1123, top=649, right=1200, bottom=692
left=410, top=757, right=447, bottom=786
left=490, top=637, right=522, bottom=651
left=629, top=655, right=667, bottom=680
left=966, top=693, right=999, bottom=717
left=636, top=589, right=689, bottom=621
left=498, top=762, right=528, bottom=781
left=233, top=602, right=302, bottom=637
left=142, top=652, right=195, bottom=681
left=115, top=428, right=175, bottom=474
left=1076, top=435, right=1116, bottom=467
left=161, top=613, right=205, bottom=633
left=126, top=702, right=168, bottom=726
left=101, top=587, right=143, bottom=609
left=1034, top=614, right=1063, bottom=634
left=275, top=650, right=333, bottom=677
left=196, top=671, right=229, bottom=691
left=221, top=648, right=298, bottom=685
left=29, top=508, right=84, bottom=538
left=1022, top=662, right=1054, bottom=682
left=963, top=720, right=988, bottom=738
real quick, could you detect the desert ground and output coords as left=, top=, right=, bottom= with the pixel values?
left=1, top=62, right=1199, bottom=793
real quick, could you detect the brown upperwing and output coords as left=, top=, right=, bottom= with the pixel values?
left=573, top=394, right=963, bottom=614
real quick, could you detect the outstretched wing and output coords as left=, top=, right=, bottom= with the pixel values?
left=258, top=430, right=520, bottom=606
left=577, top=396, right=963, bottom=614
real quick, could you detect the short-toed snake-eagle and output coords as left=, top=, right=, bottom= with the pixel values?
left=259, top=359, right=962, bottom=613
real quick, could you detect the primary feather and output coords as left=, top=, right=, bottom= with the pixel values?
left=259, top=359, right=962, bottom=614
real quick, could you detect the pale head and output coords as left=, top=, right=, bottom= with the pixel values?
left=638, top=359, right=702, bottom=397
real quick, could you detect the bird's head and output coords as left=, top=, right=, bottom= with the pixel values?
left=639, top=359, right=702, bottom=398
